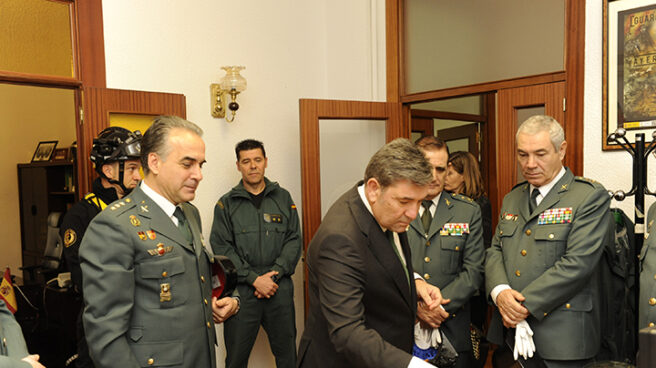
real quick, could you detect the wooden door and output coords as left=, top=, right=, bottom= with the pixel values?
left=299, top=98, right=404, bottom=313
left=79, top=87, right=186, bottom=195
left=496, top=82, right=567, bottom=210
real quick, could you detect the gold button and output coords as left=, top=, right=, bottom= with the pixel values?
left=521, top=250, right=527, bottom=256
left=653, top=274, right=656, bottom=280
left=515, top=270, right=521, bottom=277
left=125, top=198, right=131, bottom=203
left=549, top=234, right=555, bottom=239
left=566, top=303, right=571, bottom=309
left=650, top=298, right=656, bottom=306
left=204, top=298, right=208, bottom=305
left=424, top=273, right=430, bottom=280
left=147, top=358, right=154, bottom=365
left=426, top=241, right=430, bottom=247
left=499, top=230, right=504, bottom=235
left=650, top=322, right=655, bottom=327
left=543, top=312, right=548, bottom=317
left=525, top=229, right=532, bottom=236
left=201, top=276, right=205, bottom=283
left=162, top=271, right=168, bottom=277
left=454, top=246, right=460, bottom=251
left=207, top=321, right=211, bottom=328
left=424, top=257, right=430, bottom=263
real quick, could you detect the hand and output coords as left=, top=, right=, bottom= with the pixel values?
left=252, top=271, right=279, bottom=298
left=496, top=289, right=529, bottom=328
left=415, top=279, right=450, bottom=328
left=22, top=355, right=45, bottom=368
left=212, top=296, right=239, bottom=323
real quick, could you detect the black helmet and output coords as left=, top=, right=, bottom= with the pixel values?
left=90, top=127, right=142, bottom=194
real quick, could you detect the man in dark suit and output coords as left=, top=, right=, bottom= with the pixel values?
left=80, top=116, right=239, bottom=368
left=297, top=138, right=448, bottom=368
left=485, top=115, right=610, bottom=367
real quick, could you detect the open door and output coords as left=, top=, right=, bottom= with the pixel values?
left=79, top=87, right=186, bottom=195
left=299, top=98, right=404, bottom=312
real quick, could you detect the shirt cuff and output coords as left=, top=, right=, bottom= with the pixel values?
left=414, top=272, right=424, bottom=281
left=490, top=284, right=511, bottom=305
left=409, top=356, right=436, bottom=367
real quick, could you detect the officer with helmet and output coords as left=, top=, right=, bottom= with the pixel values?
left=59, top=126, right=142, bottom=368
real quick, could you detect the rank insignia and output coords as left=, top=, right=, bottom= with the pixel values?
left=538, top=207, right=573, bottom=225
left=130, top=215, right=141, bottom=227
left=140, top=205, right=149, bottom=213
left=266, top=214, right=282, bottom=223
left=148, top=243, right=173, bottom=256
left=160, top=283, right=171, bottom=302
left=63, top=229, right=76, bottom=247
left=217, top=200, right=224, bottom=210
left=137, top=231, right=147, bottom=241
left=146, top=230, right=156, bottom=240
left=439, top=223, right=470, bottom=236
left=445, top=199, right=451, bottom=206
left=125, top=198, right=132, bottom=203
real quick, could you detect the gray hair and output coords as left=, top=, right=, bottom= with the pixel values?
left=140, top=115, right=203, bottom=174
left=364, top=138, right=433, bottom=188
left=516, top=115, right=565, bottom=150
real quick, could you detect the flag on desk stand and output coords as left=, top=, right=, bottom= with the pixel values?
left=0, top=268, right=17, bottom=313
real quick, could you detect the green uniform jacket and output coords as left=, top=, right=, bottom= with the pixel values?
left=640, top=203, right=656, bottom=328
left=485, top=168, right=610, bottom=361
left=80, top=187, right=217, bottom=368
left=0, top=300, right=31, bottom=368
left=407, top=191, right=484, bottom=352
left=210, top=177, right=301, bottom=286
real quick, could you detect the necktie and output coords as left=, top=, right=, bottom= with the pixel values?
left=529, top=188, right=540, bottom=213
left=386, top=230, right=409, bottom=285
left=173, top=207, right=192, bottom=244
left=421, top=200, right=433, bottom=233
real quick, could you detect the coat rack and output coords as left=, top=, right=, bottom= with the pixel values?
left=607, top=128, right=656, bottom=358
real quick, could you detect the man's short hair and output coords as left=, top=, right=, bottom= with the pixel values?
left=415, top=135, right=449, bottom=155
left=364, top=138, right=433, bottom=188
left=516, top=115, right=565, bottom=150
left=235, top=139, right=266, bottom=160
left=140, top=115, right=203, bottom=174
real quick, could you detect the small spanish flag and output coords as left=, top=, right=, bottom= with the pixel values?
left=0, top=268, right=17, bottom=314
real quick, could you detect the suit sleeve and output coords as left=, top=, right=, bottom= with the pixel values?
left=80, top=214, right=140, bottom=368
left=270, top=193, right=301, bottom=277
left=0, top=301, right=31, bottom=368
left=210, top=200, right=260, bottom=285
left=315, top=233, right=412, bottom=368
left=521, top=187, right=610, bottom=321
left=441, top=205, right=485, bottom=312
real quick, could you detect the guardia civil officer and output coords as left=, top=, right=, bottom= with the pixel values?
left=0, top=300, right=45, bottom=368
left=406, top=136, right=484, bottom=368
left=59, top=126, right=142, bottom=368
left=210, top=139, right=301, bottom=368
left=80, top=116, right=239, bottom=368
left=485, top=115, right=610, bottom=367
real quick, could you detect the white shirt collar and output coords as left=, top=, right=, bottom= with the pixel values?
left=141, top=180, right=178, bottom=224
left=530, top=166, right=566, bottom=205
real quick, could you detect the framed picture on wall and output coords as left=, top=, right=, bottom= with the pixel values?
left=604, top=0, right=656, bottom=150
left=31, top=141, right=58, bottom=162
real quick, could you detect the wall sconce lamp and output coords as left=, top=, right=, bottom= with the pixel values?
left=211, top=66, right=247, bottom=122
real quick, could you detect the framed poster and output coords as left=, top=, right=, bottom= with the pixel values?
left=31, top=140, right=58, bottom=162
left=604, top=0, right=656, bottom=150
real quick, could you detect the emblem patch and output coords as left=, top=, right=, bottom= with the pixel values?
left=439, top=223, right=469, bottom=236
left=503, top=212, right=518, bottom=221
left=147, top=230, right=156, bottom=240
left=137, top=231, right=147, bottom=241
left=63, top=229, right=77, bottom=247
left=147, top=243, right=173, bottom=256
left=538, top=207, right=573, bottom=225
left=160, top=283, right=171, bottom=302
left=130, top=215, right=141, bottom=227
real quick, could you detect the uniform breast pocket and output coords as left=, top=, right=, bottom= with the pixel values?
left=136, top=257, right=187, bottom=309
left=534, top=225, right=570, bottom=267
left=440, top=236, right=466, bottom=274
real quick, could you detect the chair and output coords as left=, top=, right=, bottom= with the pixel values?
left=21, top=212, right=64, bottom=283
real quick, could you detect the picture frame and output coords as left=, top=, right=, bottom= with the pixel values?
left=31, top=141, right=58, bottom=162
left=603, top=0, right=656, bottom=150
left=52, top=147, right=69, bottom=162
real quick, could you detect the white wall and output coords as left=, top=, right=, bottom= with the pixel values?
left=101, top=1, right=385, bottom=367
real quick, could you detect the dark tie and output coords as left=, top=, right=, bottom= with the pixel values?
left=386, top=230, right=409, bottom=285
left=421, top=200, right=433, bottom=233
left=529, top=188, right=540, bottom=213
left=173, top=207, right=192, bottom=244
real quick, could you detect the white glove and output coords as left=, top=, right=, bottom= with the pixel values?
left=414, top=322, right=442, bottom=349
left=513, top=320, right=536, bottom=360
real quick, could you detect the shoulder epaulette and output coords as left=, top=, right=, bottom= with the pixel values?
left=574, top=176, right=603, bottom=188
left=512, top=181, right=529, bottom=191
left=85, top=192, right=108, bottom=211
left=452, top=193, right=475, bottom=205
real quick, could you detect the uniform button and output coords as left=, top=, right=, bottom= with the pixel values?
left=162, top=271, right=168, bottom=277
left=650, top=322, right=655, bottom=327
left=499, top=230, right=504, bottom=235
left=515, top=270, right=521, bottom=277
left=424, top=273, right=430, bottom=280
left=549, top=234, right=555, bottom=239
left=454, top=246, right=460, bottom=251
left=207, top=321, right=211, bottom=328
left=426, top=241, right=430, bottom=247
left=424, top=257, right=430, bottom=263
left=147, top=358, right=154, bottom=365
left=525, top=229, right=532, bottom=236
left=201, top=276, right=205, bottom=283
left=521, top=250, right=527, bottom=256
left=204, top=298, right=208, bottom=305
left=566, top=303, right=571, bottom=309
left=543, top=312, right=548, bottom=317
left=125, top=198, right=131, bottom=203
left=653, top=274, right=656, bottom=280
left=650, top=298, right=656, bottom=306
